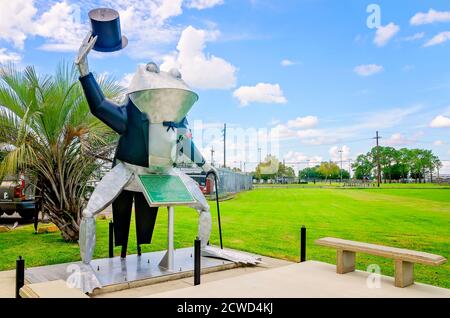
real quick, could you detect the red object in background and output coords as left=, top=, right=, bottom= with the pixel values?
left=14, top=173, right=25, bottom=199
left=14, top=185, right=24, bottom=199
left=202, top=178, right=212, bottom=195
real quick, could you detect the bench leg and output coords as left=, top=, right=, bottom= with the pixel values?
left=336, top=250, right=355, bottom=274
left=395, top=260, right=414, bottom=288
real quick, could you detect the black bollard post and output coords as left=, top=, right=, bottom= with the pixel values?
left=213, top=175, right=223, bottom=250
left=33, top=208, right=39, bottom=234
left=109, top=221, right=114, bottom=258
left=15, top=256, right=25, bottom=298
left=137, top=244, right=142, bottom=256
left=194, top=237, right=201, bottom=286
left=300, top=226, right=306, bottom=262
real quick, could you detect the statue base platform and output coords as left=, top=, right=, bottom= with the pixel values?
left=25, top=247, right=238, bottom=295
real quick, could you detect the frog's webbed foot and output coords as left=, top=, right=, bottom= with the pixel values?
left=66, top=263, right=101, bottom=294
left=202, top=246, right=261, bottom=265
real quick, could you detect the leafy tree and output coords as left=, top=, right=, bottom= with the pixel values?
left=352, top=153, right=374, bottom=180
left=299, top=166, right=322, bottom=181
left=0, top=63, right=122, bottom=241
left=277, top=162, right=295, bottom=178
left=317, top=161, right=340, bottom=182
left=352, top=146, right=441, bottom=183
left=338, top=169, right=350, bottom=180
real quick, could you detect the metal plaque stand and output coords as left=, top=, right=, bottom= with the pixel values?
left=158, top=206, right=175, bottom=270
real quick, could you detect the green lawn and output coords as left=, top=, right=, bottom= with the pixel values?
left=1, top=187, right=449, bottom=288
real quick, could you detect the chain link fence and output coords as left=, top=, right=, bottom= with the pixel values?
left=216, top=168, right=253, bottom=195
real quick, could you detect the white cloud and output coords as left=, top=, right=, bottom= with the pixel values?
left=424, top=31, right=450, bottom=47
left=271, top=124, right=297, bottom=140
left=410, top=9, right=450, bottom=25
left=301, top=106, right=421, bottom=146
left=233, top=83, right=287, bottom=106
left=295, top=129, right=338, bottom=145
left=154, top=0, right=183, bottom=22
left=384, top=133, right=414, bottom=147
left=0, top=48, right=22, bottom=63
left=186, top=0, right=224, bottom=10
left=287, top=116, right=318, bottom=129
left=434, top=140, right=446, bottom=146
left=119, top=72, right=134, bottom=88
left=269, top=118, right=281, bottom=126
left=430, top=115, right=450, bottom=128
left=266, top=105, right=421, bottom=147
left=329, top=145, right=351, bottom=162
left=34, top=1, right=87, bottom=52
left=161, top=26, right=237, bottom=89
left=284, top=151, right=323, bottom=164
left=401, top=32, right=425, bottom=41
left=374, top=23, right=400, bottom=47
left=108, top=0, right=184, bottom=58
left=281, top=59, right=297, bottom=67
left=0, top=0, right=227, bottom=59
left=0, top=0, right=37, bottom=49
left=354, top=64, right=384, bottom=77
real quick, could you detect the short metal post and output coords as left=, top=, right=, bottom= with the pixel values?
left=15, top=256, right=25, bottom=298
left=33, top=208, right=39, bottom=234
left=213, top=176, right=223, bottom=250
left=159, top=206, right=175, bottom=270
left=300, top=226, right=306, bottom=262
left=109, top=221, right=114, bottom=258
left=194, top=238, right=201, bottom=286
left=137, top=245, right=142, bottom=256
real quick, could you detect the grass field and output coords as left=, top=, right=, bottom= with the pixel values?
left=1, top=187, right=449, bottom=288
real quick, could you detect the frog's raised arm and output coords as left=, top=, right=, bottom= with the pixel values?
left=75, top=32, right=128, bottom=134
left=79, top=73, right=128, bottom=134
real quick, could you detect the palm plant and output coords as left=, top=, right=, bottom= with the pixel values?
left=0, top=62, right=123, bottom=241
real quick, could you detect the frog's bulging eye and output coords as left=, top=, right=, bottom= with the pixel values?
left=146, top=62, right=159, bottom=73
left=169, top=68, right=182, bottom=79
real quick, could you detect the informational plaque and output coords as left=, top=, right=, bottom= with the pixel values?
left=138, top=174, right=195, bottom=207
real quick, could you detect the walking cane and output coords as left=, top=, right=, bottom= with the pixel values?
left=207, top=171, right=223, bottom=249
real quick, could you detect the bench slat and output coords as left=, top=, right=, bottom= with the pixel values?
left=315, top=237, right=446, bottom=266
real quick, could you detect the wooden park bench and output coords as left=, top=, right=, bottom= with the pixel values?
left=315, top=237, right=447, bottom=288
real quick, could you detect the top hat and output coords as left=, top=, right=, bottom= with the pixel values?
left=89, top=8, right=128, bottom=52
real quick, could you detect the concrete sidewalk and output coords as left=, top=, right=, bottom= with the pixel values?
left=0, top=270, right=15, bottom=298
left=145, top=261, right=450, bottom=298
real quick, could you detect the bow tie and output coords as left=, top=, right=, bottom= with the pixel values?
left=163, top=121, right=181, bottom=132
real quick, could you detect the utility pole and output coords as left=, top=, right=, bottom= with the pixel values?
left=338, top=149, right=343, bottom=183
left=348, top=159, right=352, bottom=179
left=258, top=147, right=262, bottom=164
left=373, top=131, right=382, bottom=187
left=210, top=146, right=215, bottom=167
left=223, top=123, right=226, bottom=168
left=306, top=159, right=310, bottom=182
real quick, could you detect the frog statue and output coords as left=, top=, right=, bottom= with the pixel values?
left=74, top=32, right=259, bottom=292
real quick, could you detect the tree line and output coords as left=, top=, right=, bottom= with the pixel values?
left=298, top=162, right=350, bottom=182
left=352, top=146, right=442, bottom=183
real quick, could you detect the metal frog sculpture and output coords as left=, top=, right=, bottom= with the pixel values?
left=74, top=33, right=259, bottom=292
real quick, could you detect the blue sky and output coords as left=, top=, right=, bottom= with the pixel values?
left=1, top=0, right=450, bottom=173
